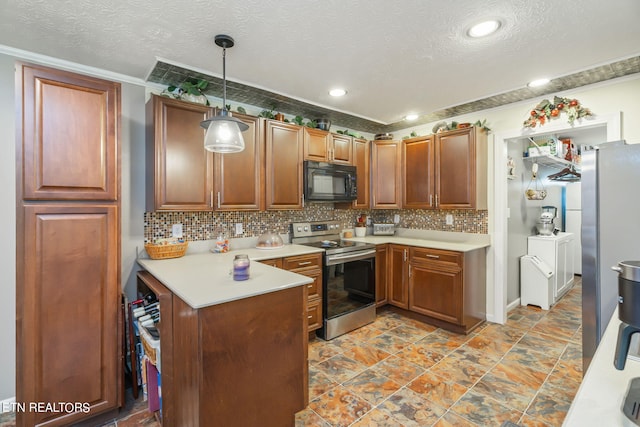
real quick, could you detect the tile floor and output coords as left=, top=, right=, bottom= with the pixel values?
left=0, top=278, right=582, bottom=427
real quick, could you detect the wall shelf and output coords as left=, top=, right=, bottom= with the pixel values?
left=522, top=154, right=580, bottom=171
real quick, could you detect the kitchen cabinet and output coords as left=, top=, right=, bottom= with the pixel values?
left=136, top=271, right=308, bottom=427
left=528, top=233, right=575, bottom=300
left=283, top=253, right=323, bottom=332
left=388, top=245, right=409, bottom=308
left=265, top=120, right=304, bottom=209
left=375, top=244, right=388, bottom=306
left=371, top=140, right=402, bottom=209
left=385, top=243, right=486, bottom=333
left=257, top=257, right=283, bottom=269
left=146, top=94, right=213, bottom=211
left=403, top=136, right=435, bottom=209
left=435, top=127, right=488, bottom=209
left=303, top=128, right=353, bottom=165
left=352, top=138, right=370, bottom=208
left=213, top=112, right=263, bottom=210
left=16, top=63, right=122, bottom=426
left=146, top=96, right=264, bottom=212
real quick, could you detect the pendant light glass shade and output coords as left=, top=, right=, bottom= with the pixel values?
left=199, top=34, right=248, bottom=153
left=201, top=111, right=249, bottom=153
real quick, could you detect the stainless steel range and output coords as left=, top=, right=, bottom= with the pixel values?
left=291, top=221, right=376, bottom=340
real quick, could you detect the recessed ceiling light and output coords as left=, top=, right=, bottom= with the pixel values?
left=405, top=114, right=419, bottom=121
left=329, top=88, right=347, bottom=97
left=528, top=78, right=551, bottom=88
left=467, top=20, right=501, bottom=38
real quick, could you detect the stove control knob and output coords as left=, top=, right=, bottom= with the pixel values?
left=296, top=226, right=302, bottom=232
left=329, top=224, right=334, bottom=229
left=304, top=226, right=309, bottom=231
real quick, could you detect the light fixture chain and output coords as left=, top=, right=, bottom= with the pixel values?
left=222, top=47, right=227, bottom=111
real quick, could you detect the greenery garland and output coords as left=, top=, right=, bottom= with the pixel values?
left=523, top=96, right=593, bottom=128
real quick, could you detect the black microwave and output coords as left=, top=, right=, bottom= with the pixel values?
left=303, top=161, right=357, bottom=202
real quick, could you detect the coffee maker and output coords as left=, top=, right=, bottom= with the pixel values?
left=612, top=261, right=640, bottom=425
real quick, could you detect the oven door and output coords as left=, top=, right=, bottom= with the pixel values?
left=322, top=249, right=376, bottom=339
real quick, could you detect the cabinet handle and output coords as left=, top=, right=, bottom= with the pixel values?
left=426, top=254, right=440, bottom=259
left=308, top=315, right=313, bottom=319
left=430, top=194, right=433, bottom=207
left=298, top=261, right=312, bottom=266
left=217, top=191, right=221, bottom=209
left=435, top=194, right=439, bottom=208
left=307, top=284, right=313, bottom=288
left=210, top=191, right=214, bottom=208
left=403, top=249, right=407, bottom=262
left=409, top=264, right=412, bottom=278
left=302, top=195, right=305, bottom=208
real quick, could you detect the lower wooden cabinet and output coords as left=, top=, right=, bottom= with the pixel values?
left=386, top=245, right=486, bottom=334
left=261, top=253, right=323, bottom=332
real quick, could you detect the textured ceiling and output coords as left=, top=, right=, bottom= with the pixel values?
left=1, top=0, right=640, bottom=132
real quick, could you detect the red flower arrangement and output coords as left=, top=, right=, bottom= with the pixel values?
left=523, top=96, right=593, bottom=128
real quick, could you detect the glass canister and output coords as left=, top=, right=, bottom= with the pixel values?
left=212, top=228, right=229, bottom=253
left=233, top=254, right=250, bottom=281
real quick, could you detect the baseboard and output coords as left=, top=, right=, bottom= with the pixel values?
left=1, top=396, right=16, bottom=413
left=507, top=298, right=521, bottom=312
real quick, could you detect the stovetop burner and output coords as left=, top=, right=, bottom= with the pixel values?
left=290, top=221, right=376, bottom=255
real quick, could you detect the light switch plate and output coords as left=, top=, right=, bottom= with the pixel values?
left=445, top=214, right=454, bottom=225
left=235, top=223, right=244, bottom=235
left=172, top=223, right=183, bottom=238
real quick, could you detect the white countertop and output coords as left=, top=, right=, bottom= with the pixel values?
left=345, top=229, right=491, bottom=252
left=564, top=308, right=640, bottom=426
left=137, top=244, right=321, bottom=309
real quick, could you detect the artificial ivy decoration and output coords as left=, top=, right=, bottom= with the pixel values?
left=523, top=96, right=593, bottom=128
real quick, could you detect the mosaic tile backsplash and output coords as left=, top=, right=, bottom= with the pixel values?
left=144, top=204, right=488, bottom=243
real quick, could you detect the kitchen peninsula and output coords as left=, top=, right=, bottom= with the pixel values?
left=136, top=245, right=321, bottom=427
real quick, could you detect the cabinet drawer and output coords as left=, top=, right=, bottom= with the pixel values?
left=306, top=298, right=322, bottom=331
left=283, top=253, right=322, bottom=271
left=258, top=257, right=283, bottom=269
left=302, top=269, right=322, bottom=299
left=410, top=247, right=461, bottom=265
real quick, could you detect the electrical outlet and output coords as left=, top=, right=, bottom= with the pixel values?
left=393, top=214, right=400, bottom=224
left=235, top=223, right=244, bottom=236
left=172, top=223, right=183, bottom=238
left=445, top=214, right=454, bottom=225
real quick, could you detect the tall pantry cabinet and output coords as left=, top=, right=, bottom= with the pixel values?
left=16, top=63, right=121, bottom=426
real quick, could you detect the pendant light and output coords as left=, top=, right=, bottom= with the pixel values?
left=200, top=34, right=248, bottom=153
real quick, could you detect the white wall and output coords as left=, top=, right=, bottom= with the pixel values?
left=0, top=52, right=146, bottom=401
left=0, top=54, right=17, bottom=401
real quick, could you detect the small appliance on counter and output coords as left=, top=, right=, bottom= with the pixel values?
left=536, top=205, right=559, bottom=236
left=255, top=232, right=284, bottom=249
left=612, top=260, right=640, bottom=425
left=373, top=223, right=395, bottom=236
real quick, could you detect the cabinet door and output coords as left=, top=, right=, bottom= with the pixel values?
left=435, top=129, right=474, bottom=208
left=352, top=138, right=370, bottom=208
left=375, top=244, right=388, bottom=306
left=331, top=134, right=353, bottom=165
left=146, top=95, right=213, bottom=211
left=214, top=114, right=263, bottom=210
left=556, top=238, right=575, bottom=298
left=371, top=140, right=402, bottom=209
left=19, top=204, right=120, bottom=426
left=265, top=121, right=303, bottom=210
left=19, top=63, right=120, bottom=201
left=387, top=245, right=408, bottom=308
left=409, top=260, right=463, bottom=324
left=403, top=136, right=435, bottom=209
left=303, top=127, right=329, bottom=162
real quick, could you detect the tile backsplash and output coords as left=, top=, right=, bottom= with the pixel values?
left=144, top=204, right=488, bottom=243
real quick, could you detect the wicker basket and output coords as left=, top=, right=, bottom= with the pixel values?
left=145, top=241, right=188, bottom=260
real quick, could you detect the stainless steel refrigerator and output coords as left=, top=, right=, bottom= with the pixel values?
left=582, top=141, right=640, bottom=371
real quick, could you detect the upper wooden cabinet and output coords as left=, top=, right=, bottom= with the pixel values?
left=352, top=138, right=370, bottom=208
left=265, top=120, right=304, bottom=210
left=371, top=140, right=402, bottom=209
left=403, top=136, right=435, bottom=209
left=213, top=112, right=263, bottom=211
left=399, top=127, right=488, bottom=210
left=146, top=96, right=263, bottom=212
left=435, top=127, right=487, bottom=210
left=330, top=134, right=353, bottom=165
left=19, top=63, right=120, bottom=201
left=303, top=127, right=329, bottom=162
left=303, top=128, right=353, bottom=165
left=146, top=94, right=213, bottom=211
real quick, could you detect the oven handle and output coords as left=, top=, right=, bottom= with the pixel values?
left=325, top=249, right=376, bottom=266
